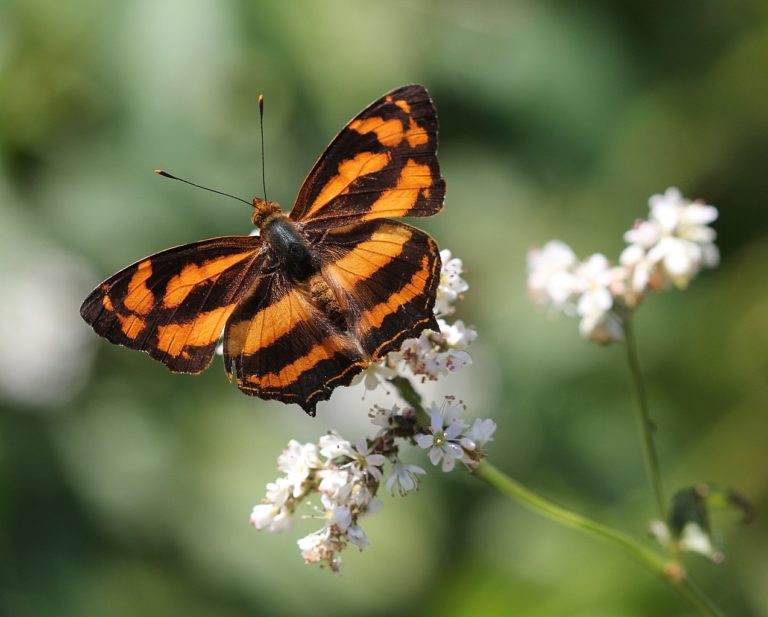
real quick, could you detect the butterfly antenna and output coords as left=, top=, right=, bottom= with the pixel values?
left=259, top=94, right=268, bottom=203
left=154, top=170, right=252, bottom=207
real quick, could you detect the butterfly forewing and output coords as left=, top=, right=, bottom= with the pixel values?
left=81, top=237, right=263, bottom=373
left=290, top=84, right=445, bottom=228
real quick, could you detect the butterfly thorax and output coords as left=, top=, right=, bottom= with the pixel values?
left=253, top=198, right=317, bottom=283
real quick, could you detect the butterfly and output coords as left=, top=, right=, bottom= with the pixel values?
left=80, top=84, right=445, bottom=416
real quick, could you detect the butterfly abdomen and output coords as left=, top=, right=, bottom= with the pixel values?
left=307, top=273, right=348, bottom=335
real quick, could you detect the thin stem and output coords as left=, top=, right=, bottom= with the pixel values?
left=475, top=462, right=664, bottom=572
left=678, top=576, right=727, bottom=617
left=623, top=315, right=667, bottom=520
left=475, top=462, right=724, bottom=617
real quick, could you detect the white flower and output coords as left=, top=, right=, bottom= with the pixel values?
left=460, top=417, right=497, bottom=468
left=624, top=187, right=719, bottom=289
left=438, top=318, right=477, bottom=350
left=249, top=503, right=293, bottom=533
left=343, top=439, right=387, bottom=483
left=249, top=503, right=276, bottom=528
left=297, top=528, right=341, bottom=570
left=277, top=440, right=321, bottom=497
left=435, top=249, right=469, bottom=316
left=264, top=477, right=294, bottom=506
left=319, top=494, right=353, bottom=531
left=578, top=310, right=624, bottom=344
left=250, top=477, right=296, bottom=533
left=624, top=218, right=661, bottom=248
left=348, top=484, right=377, bottom=510
left=527, top=240, right=580, bottom=312
left=346, top=524, right=369, bottom=549
left=416, top=400, right=471, bottom=472
left=572, top=254, right=625, bottom=344
left=393, top=325, right=474, bottom=380
left=647, top=237, right=708, bottom=288
left=619, top=243, right=655, bottom=298
left=574, top=254, right=615, bottom=313
left=465, top=418, right=497, bottom=447
left=297, top=529, right=327, bottom=558
left=648, top=188, right=717, bottom=239
left=320, top=436, right=386, bottom=482
left=441, top=397, right=467, bottom=427
left=317, top=467, right=356, bottom=503
left=319, top=432, right=353, bottom=461
left=351, top=361, right=397, bottom=391
left=386, top=460, right=426, bottom=496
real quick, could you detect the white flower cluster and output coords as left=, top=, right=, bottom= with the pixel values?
left=416, top=397, right=497, bottom=472
left=250, top=435, right=384, bottom=571
left=250, top=250, right=496, bottom=571
left=250, top=398, right=495, bottom=571
left=434, top=249, right=469, bottom=316
left=527, top=187, right=719, bottom=343
left=392, top=318, right=476, bottom=380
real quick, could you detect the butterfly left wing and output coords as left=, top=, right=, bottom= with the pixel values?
left=80, top=237, right=264, bottom=373
left=289, top=84, right=445, bottom=229
left=313, top=219, right=441, bottom=358
left=222, top=269, right=366, bottom=416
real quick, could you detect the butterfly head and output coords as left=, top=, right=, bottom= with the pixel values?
left=251, top=197, right=282, bottom=229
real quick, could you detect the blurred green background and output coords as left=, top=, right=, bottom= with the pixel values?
left=1, top=1, right=767, bottom=615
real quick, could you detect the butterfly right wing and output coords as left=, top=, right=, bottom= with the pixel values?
left=289, top=84, right=445, bottom=229
left=80, top=237, right=264, bottom=374
left=313, top=219, right=441, bottom=359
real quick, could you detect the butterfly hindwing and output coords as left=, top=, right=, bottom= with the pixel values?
left=80, top=237, right=263, bottom=373
left=315, top=219, right=441, bottom=358
left=222, top=267, right=366, bottom=415
left=290, top=84, right=445, bottom=229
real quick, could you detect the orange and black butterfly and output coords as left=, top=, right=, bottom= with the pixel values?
left=80, top=84, right=445, bottom=416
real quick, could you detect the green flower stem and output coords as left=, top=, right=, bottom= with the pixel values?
left=474, top=462, right=723, bottom=616
left=474, top=461, right=663, bottom=570
left=389, top=376, right=724, bottom=616
left=623, top=315, right=667, bottom=521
